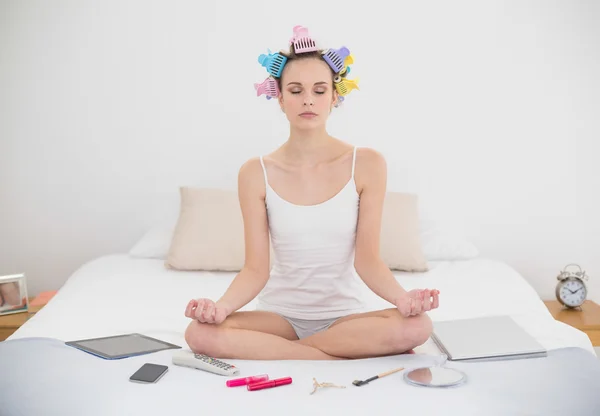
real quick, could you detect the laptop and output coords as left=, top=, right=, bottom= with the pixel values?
left=431, top=315, right=547, bottom=362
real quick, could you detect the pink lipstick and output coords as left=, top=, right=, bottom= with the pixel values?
left=226, top=374, right=269, bottom=387
left=247, top=377, right=293, bottom=391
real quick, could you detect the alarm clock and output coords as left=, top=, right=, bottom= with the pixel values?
left=555, top=263, right=589, bottom=308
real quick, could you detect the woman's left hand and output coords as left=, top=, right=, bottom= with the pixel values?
left=395, top=289, right=440, bottom=317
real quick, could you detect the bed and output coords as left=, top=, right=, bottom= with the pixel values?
left=2, top=254, right=599, bottom=415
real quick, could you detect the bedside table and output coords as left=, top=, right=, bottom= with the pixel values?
left=544, top=300, right=600, bottom=347
left=0, top=297, right=43, bottom=341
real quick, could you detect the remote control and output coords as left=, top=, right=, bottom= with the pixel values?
left=172, top=350, right=240, bottom=376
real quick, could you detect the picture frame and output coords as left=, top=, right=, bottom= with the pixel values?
left=0, top=273, right=29, bottom=316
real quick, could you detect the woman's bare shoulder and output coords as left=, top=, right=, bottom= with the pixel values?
left=238, top=157, right=267, bottom=196
left=354, top=147, right=387, bottom=192
left=356, top=147, right=386, bottom=171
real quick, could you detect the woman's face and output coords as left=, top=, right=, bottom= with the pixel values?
left=278, top=58, right=338, bottom=130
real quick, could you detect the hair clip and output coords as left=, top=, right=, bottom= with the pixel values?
left=322, top=47, right=351, bottom=74
left=339, top=54, right=354, bottom=76
left=289, top=25, right=318, bottom=54
left=254, top=76, right=280, bottom=99
left=258, top=49, right=288, bottom=78
left=334, top=75, right=359, bottom=96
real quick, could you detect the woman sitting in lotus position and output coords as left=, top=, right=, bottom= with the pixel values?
left=184, top=27, right=440, bottom=360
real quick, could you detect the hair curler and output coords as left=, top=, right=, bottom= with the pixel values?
left=339, top=54, right=354, bottom=76
left=289, top=25, right=318, bottom=53
left=254, top=76, right=280, bottom=99
left=258, top=49, right=288, bottom=78
left=334, top=75, right=360, bottom=96
left=322, top=46, right=351, bottom=74
left=334, top=95, right=346, bottom=108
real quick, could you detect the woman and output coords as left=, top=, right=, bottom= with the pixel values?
left=184, top=30, right=440, bottom=360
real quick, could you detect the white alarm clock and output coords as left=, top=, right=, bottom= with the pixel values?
left=555, top=263, right=589, bottom=308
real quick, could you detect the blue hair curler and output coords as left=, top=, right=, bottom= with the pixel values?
left=258, top=49, right=288, bottom=78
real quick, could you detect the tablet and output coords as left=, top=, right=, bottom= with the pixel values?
left=65, top=333, right=181, bottom=360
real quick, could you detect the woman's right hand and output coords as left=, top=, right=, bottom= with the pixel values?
left=184, top=298, right=230, bottom=324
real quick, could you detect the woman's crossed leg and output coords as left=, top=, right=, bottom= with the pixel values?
left=184, top=302, right=432, bottom=360
left=184, top=309, right=338, bottom=360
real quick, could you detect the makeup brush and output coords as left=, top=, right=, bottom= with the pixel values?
left=352, top=367, right=405, bottom=387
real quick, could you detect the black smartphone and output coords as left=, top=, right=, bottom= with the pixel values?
left=129, top=363, right=169, bottom=384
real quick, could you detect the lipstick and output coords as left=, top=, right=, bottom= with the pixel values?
left=226, top=374, right=269, bottom=387
left=247, top=377, right=293, bottom=391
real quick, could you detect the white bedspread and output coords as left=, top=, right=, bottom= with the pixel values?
left=4, top=255, right=598, bottom=416
left=9, top=254, right=594, bottom=356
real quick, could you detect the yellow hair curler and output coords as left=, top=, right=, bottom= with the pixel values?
left=334, top=75, right=359, bottom=96
left=338, top=54, right=354, bottom=76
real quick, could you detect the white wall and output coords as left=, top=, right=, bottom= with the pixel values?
left=1, top=0, right=599, bottom=303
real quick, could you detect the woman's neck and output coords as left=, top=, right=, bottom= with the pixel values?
left=282, top=126, right=334, bottom=164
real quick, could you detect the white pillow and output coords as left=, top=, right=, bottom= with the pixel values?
left=129, top=220, right=175, bottom=259
left=418, top=218, right=479, bottom=261
left=420, top=230, right=479, bottom=261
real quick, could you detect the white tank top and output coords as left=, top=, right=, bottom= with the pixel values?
left=256, top=146, right=367, bottom=320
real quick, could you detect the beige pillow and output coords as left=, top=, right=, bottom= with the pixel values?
left=380, top=192, right=429, bottom=272
left=165, top=187, right=428, bottom=272
left=165, top=187, right=245, bottom=271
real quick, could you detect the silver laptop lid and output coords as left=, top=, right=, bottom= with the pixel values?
left=432, top=315, right=547, bottom=361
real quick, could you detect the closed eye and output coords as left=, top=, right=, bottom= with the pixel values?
left=289, top=90, right=326, bottom=95
left=290, top=89, right=327, bottom=95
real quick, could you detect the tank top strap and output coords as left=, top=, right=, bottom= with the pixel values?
left=259, top=156, right=269, bottom=188
left=351, top=146, right=358, bottom=178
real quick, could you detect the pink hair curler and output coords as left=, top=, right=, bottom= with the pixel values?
left=254, top=76, right=280, bottom=99
left=289, top=25, right=318, bottom=53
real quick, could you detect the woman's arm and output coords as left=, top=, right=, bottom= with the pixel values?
left=353, top=148, right=407, bottom=305
left=215, top=158, right=272, bottom=314
left=353, top=148, right=439, bottom=315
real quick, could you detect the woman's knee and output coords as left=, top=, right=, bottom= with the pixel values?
left=405, top=313, right=433, bottom=346
left=390, top=313, right=433, bottom=351
left=185, top=320, right=222, bottom=355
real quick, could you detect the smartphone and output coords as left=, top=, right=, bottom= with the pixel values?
left=129, top=363, right=169, bottom=384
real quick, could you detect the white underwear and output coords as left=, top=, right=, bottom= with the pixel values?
left=279, top=315, right=342, bottom=339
